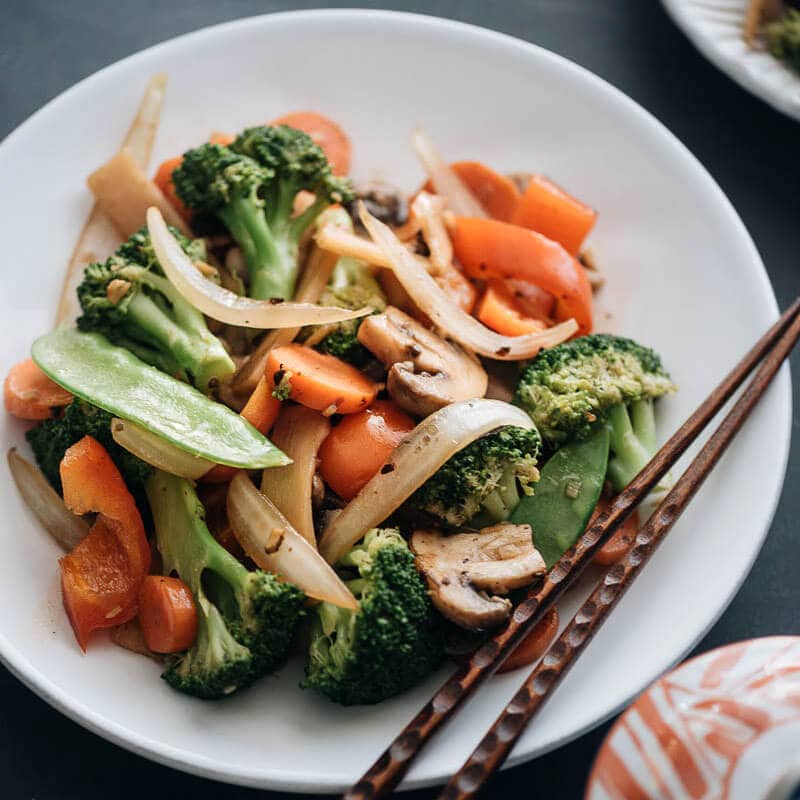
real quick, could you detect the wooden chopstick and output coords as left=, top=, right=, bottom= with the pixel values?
left=345, top=298, right=800, bottom=800
left=439, top=304, right=800, bottom=800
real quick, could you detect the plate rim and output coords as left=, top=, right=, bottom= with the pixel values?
left=661, top=0, right=800, bottom=122
left=0, top=7, right=792, bottom=792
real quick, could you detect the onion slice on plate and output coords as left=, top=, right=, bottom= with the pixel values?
left=227, top=473, right=357, bottom=609
left=147, top=208, right=371, bottom=329
left=411, top=128, right=486, bottom=219
left=411, top=191, right=453, bottom=276
left=111, top=418, right=214, bottom=480
left=358, top=203, right=577, bottom=360
left=7, top=448, right=89, bottom=551
left=261, top=406, right=330, bottom=548
left=319, top=399, right=535, bottom=564
left=56, top=74, right=167, bottom=329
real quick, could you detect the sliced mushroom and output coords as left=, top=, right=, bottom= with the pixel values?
left=357, top=306, right=488, bottom=416
left=410, top=524, right=546, bottom=630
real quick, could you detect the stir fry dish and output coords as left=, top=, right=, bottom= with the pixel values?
left=4, top=88, right=675, bottom=704
left=746, top=0, right=800, bottom=73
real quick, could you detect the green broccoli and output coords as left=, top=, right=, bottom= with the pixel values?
left=766, top=10, right=800, bottom=74
left=146, top=470, right=305, bottom=699
left=173, top=127, right=352, bottom=301
left=408, top=426, right=542, bottom=528
left=76, top=227, right=234, bottom=392
left=303, top=528, right=444, bottom=705
left=514, top=333, right=675, bottom=493
left=26, top=400, right=151, bottom=495
left=314, top=256, right=386, bottom=365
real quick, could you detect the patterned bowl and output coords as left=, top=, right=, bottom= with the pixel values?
left=586, top=637, right=800, bottom=800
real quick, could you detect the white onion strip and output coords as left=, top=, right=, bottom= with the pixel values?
left=411, top=128, right=486, bottom=218
left=358, top=203, right=577, bottom=360
left=56, top=74, right=167, bottom=329
left=7, top=448, right=89, bottom=551
left=147, top=208, right=370, bottom=329
left=319, top=399, right=534, bottom=564
left=411, top=191, right=454, bottom=276
left=227, top=473, right=358, bottom=609
left=111, top=418, right=213, bottom=480
left=261, top=406, right=330, bottom=548
left=315, top=225, right=430, bottom=272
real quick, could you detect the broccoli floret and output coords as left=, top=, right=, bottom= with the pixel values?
left=303, top=528, right=444, bottom=705
left=766, top=10, right=800, bottom=73
left=26, top=400, right=151, bottom=496
left=76, top=227, right=234, bottom=392
left=174, top=128, right=352, bottom=302
left=514, top=333, right=675, bottom=509
left=146, top=471, right=305, bottom=699
left=408, top=426, right=542, bottom=528
left=514, top=334, right=674, bottom=446
left=315, top=256, right=386, bottom=366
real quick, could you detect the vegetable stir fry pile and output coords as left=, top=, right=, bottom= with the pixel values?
left=4, top=86, right=675, bottom=706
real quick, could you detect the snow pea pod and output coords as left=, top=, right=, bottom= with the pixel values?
left=511, top=427, right=609, bottom=567
left=32, top=330, right=289, bottom=470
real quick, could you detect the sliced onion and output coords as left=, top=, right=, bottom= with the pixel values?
left=319, top=399, right=534, bottom=564
left=56, top=74, right=167, bottom=329
left=147, top=208, right=370, bottom=329
left=7, top=448, right=89, bottom=551
left=227, top=472, right=358, bottom=609
left=233, top=242, right=342, bottom=395
left=261, top=406, right=330, bottom=548
left=358, top=203, right=578, bottom=360
left=411, top=128, right=486, bottom=218
left=411, top=191, right=453, bottom=276
left=111, top=418, right=213, bottom=480
left=315, top=225, right=429, bottom=272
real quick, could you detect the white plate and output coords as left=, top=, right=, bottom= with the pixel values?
left=662, top=0, right=800, bottom=121
left=0, top=9, right=790, bottom=794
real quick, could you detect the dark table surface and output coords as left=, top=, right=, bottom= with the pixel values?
left=2, top=1, right=799, bottom=798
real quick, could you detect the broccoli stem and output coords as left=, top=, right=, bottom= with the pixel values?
left=219, top=195, right=297, bottom=301
left=148, top=469, right=249, bottom=599
left=480, top=466, right=522, bottom=522
left=606, top=398, right=673, bottom=524
left=116, top=267, right=234, bottom=391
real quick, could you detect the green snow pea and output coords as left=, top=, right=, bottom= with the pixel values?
left=32, top=330, right=289, bottom=470
left=511, top=427, right=610, bottom=567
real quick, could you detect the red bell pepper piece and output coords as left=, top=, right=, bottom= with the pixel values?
left=59, top=436, right=150, bottom=649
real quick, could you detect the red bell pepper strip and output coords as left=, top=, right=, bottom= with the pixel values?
left=451, top=217, right=593, bottom=335
left=59, top=436, right=150, bottom=650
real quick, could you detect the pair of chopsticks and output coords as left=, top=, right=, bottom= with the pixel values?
left=345, top=298, right=800, bottom=800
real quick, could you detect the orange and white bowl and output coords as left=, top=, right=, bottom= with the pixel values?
left=586, top=636, right=800, bottom=800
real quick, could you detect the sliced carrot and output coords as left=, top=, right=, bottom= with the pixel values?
left=451, top=217, right=593, bottom=335
left=497, top=607, right=559, bottom=673
left=270, top=111, right=351, bottom=176
left=512, top=175, right=597, bottom=255
left=138, top=575, right=198, bottom=653
left=59, top=436, right=150, bottom=650
left=266, top=344, right=379, bottom=415
left=4, top=358, right=73, bottom=420
left=318, top=400, right=415, bottom=500
left=202, top=375, right=281, bottom=483
left=476, top=281, right=548, bottom=337
left=421, top=161, right=521, bottom=221
left=153, top=155, right=190, bottom=221
left=592, top=497, right=640, bottom=565
left=209, top=131, right=234, bottom=146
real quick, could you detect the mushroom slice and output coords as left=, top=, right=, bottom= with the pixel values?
left=410, top=524, right=546, bottom=631
left=357, top=305, right=488, bottom=416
